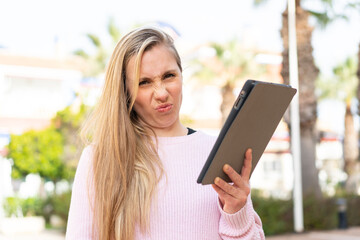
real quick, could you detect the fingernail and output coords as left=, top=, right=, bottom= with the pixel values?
left=215, top=177, right=220, bottom=184
left=224, top=164, right=230, bottom=171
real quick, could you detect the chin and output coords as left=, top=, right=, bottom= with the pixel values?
left=155, top=119, right=178, bottom=129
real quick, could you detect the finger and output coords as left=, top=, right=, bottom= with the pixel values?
left=213, top=181, right=248, bottom=214
left=223, top=163, right=249, bottom=191
left=214, top=176, right=241, bottom=199
left=211, top=184, right=225, bottom=206
left=212, top=182, right=236, bottom=205
left=223, top=164, right=242, bottom=186
left=241, top=148, right=252, bottom=181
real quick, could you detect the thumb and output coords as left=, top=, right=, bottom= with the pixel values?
left=218, top=196, right=225, bottom=208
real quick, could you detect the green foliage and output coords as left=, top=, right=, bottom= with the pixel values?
left=332, top=57, right=358, bottom=103
left=306, top=0, right=360, bottom=29
left=41, top=191, right=72, bottom=230
left=6, top=101, right=90, bottom=182
left=52, top=191, right=72, bottom=229
left=180, top=114, right=194, bottom=126
left=193, top=39, right=265, bottom=87
left=20, top=197, right=44, bottom=217
left=212, top=43, right=225, bottom=58
left=86, top=33, right=101, bottom=48
left=108, top=17, right=121, bottom=44
left=3, top=192, right=72, bottom=230
left=191, top=64, right=216, bottom=84
left=3, top=197, right=21, bottom=217
left=73, top=49, right=89, bottom=59
left=316, top=56, right=358, bottom=104
left=3, top=196, right=44, bottom=217
left=253, top=0, right=268, bottom=6
left=348, top=1, right=360, bottom=10
left=305, top=0, right=341, bottom=29
left=254, top=0, right=358, bottom=29
left=53, top=103, right=89, bottom=130
left=73, top=17, right=122, bottom=77
left=252, top=191, right=360, bottom=235
left=7, top=127, right=65, bottom=181
left=303, top=195, right=337, bottom=229
left=346, top=195, right=360, bottom=226
left=252, top=193, right=293, bottom=235
left=307, top=10, right=334, bottom=28
left=52, top=103, right=91, bottom=179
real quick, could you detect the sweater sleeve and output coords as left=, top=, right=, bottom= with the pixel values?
left=65, top=146, right=94, bottom=240
left=218, top=194, right=265, bottom=240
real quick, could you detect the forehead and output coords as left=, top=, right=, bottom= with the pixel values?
left=126, top=44, right=179, bottom=80
left=139, top=44, right=179, bottom=76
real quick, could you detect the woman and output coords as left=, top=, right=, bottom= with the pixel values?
left=66, top=27, right=265, bottom=240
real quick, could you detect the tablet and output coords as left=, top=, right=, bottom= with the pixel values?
left=197, top=79, right=297, bottom=185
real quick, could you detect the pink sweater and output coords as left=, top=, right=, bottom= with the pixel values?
left=66, top=131, right=265, bottom=240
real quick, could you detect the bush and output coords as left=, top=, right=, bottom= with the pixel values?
left=303, top=195, right=337, bottom=230
left=252, top=191, right=360, bottom=236
left=346, top=195, right=360, bottom=226
left=3, top=197, right=22, bottom=217
left=3, top=196, right=44, bottom=217
left=52, top=190, right=72, bottom=227
left=252, top=193, right=293, bottom=235
left=21, top=197, right=43, bottom=217
left=42, top=190, right=72, bottom=230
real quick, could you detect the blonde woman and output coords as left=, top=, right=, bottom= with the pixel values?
left=66, top=27, right=265, bottom=240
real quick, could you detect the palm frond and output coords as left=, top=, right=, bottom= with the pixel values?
left=86, top=34, right=102, bottom=48
left=211, top=43, right=225, bottom=58
left=307, top=10, right=332, bottom=29
left=73, top=49, right=89, bottom=58
left=253, top=0, right=269, bottom=7
left=346, top=1, right=360, bottom=13
left=108, top=17, right=121, bottom=44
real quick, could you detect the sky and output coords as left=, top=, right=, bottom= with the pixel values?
left=1, top=0, right=359, bottom=76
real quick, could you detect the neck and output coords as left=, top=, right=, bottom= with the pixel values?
left=153, top=122, right=188, bottom=137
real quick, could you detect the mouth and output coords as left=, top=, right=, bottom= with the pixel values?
left=155, top=104, right=173, bottom=113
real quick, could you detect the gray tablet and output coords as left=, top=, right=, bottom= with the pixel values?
left=197, top=79, right=297, bottom=185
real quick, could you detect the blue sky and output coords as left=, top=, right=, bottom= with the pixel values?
left=0, top=0, right=359, bottom=75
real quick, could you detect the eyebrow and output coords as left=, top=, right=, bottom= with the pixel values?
left=139, top=69, right=179, bottom=81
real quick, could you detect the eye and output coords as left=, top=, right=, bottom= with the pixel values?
left=164, top=73, right=175, bottom=79
left=139, top=80, right=150, bottom=86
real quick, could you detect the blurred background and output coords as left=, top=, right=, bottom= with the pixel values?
left=0, top=0, right=360, bottom=238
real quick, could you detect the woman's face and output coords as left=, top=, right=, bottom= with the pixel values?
left=126, top=44, right=183, bottom=134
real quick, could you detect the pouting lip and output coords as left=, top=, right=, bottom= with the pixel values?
left=155, top=103, right=173, bottom=110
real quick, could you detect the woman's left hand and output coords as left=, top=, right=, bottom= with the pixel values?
left=212, top=148, right=252, bottom=214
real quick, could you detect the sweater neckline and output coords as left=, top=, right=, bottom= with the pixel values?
left=156, top=130, right=203, bottom=145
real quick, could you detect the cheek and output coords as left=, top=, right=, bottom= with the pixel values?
left=133, top=91, right=149, bottom=112
left=176, top=84, right=183, bottom=103
left=169, top=79, right=182, bottom=97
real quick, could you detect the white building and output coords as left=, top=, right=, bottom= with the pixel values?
left=0, top=50, right=85, bottom=134
left=0, top=50, right=85, bottom=202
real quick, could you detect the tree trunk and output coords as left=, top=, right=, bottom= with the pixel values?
left=357, top=43, right=360, bottom=116
left=351, top=43, right=360, bottom=193
left=281, top=0, right=322, bottom=197
left=350, top=44, right=360, bottom=191
left=344, top=103, right=359, bottom=193
left=39, top=178, right=47, bottom=199
left=220, top=82, right=235, bottom=126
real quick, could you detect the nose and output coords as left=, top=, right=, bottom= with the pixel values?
left=153, top=82, right=169, bottom=102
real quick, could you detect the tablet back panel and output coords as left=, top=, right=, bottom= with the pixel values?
left=198, top=81, right=296, bottom=185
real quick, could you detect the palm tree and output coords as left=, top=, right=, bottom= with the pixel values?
left=358, top=43, right=360, bottom=117
left=254, top=0, right=360, bottom=197
left=280, top=0, right=321, bottom=197
left=317, top=57, right=359, bottom=193
left=193, top=40, right=265, bottom=125
left=74, top=17, right=121, bottom=77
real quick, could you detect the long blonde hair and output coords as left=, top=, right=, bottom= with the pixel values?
left=81, top=27, right=182, bottom=240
